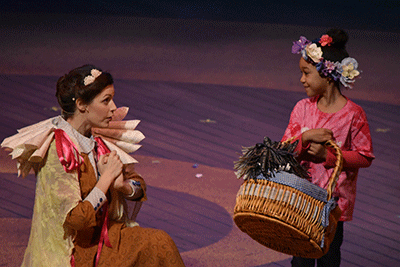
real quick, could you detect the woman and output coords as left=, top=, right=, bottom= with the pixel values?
left=2, top=65, right=185, bottom=266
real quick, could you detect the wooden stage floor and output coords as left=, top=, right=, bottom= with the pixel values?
left=1, top=75, right=399, bottom=267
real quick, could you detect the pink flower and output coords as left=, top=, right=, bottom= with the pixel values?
left=319, top=34, right=333, bottom=46
left=324, top=60, right=336, bottom=72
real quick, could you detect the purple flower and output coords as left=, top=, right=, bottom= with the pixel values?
left=292, top=36, right=310, bottom=54
left=324, top=60, right=336, bottom=72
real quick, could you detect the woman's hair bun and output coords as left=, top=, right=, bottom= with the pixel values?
left=326, top=28, right=348, bottom=49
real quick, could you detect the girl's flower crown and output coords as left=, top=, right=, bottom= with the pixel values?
left=292, top=35, right=361, bottom=88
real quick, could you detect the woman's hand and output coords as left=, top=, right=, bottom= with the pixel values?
left=302, top=128, right=333, bottom=145
left=113, top=173, right=134, bottom=195
left=96, top=151, right=123, bottom=194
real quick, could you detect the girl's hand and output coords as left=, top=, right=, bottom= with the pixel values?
left=302, top=128, right=333, bottom=145
left=307, top=142, right=327, bottom=160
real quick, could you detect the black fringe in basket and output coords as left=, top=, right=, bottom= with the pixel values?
left=234, top=137, right=310, bottom=180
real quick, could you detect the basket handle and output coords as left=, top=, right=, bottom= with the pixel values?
left=283, top=137, right=343, bottom=200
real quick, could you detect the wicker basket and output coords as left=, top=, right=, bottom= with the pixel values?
left=233, top=139, right=343, bottom=258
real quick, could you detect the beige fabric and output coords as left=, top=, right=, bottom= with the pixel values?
left=21, top=141, right=80, bottom=266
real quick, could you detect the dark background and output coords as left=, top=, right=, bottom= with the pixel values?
left=2, top=0, right=400, bottom=33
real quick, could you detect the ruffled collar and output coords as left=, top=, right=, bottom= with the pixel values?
left=52, top=116, right=95, bottom=154
left=1, top=107, right=144, bottom=178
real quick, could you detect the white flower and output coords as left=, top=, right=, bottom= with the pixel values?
left=337, top=58, right=360, bottom=88
left=305, top=43, right=323, bottom=63
left=341, top=59, right=360, bottom=79
left=83, top=75, right=95, bottom=86
left=83, top=69, right=102, bottom=86
left=91, top=69, right=102, bottom=79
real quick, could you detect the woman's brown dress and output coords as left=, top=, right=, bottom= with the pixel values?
left=66, top=153, right=185, bottom=266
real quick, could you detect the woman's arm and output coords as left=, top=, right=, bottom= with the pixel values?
left=114, top=164, right=147, bottom=201
left=64, top=201, right=98, bottom=230
left=65, top=152, right=124, bottom=231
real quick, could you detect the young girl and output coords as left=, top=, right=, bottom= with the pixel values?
left=2, top=65, right=185, bottom=266
left=282, top=29, right=375, bottom=266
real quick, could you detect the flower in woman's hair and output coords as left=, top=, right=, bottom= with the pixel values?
left=84, top=75, right=95, bottom=85
left=91, top=69, right=102, bottom=79
left=83, top=69, right=102, bottom=86
left=305, top=43, right=323, bottom=63
left=319, top=34, right=333, bottom=46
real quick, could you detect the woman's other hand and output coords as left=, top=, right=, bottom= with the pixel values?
left=113, top=173, right=134, bottom=195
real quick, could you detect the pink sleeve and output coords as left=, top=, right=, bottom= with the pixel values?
left=350, top=108, right=375, bottom=159
left=282, top=101, right=304, bottom=142
left=324, top=149, right=373, bottom=169
left=289, top=134, right=311, bottom=159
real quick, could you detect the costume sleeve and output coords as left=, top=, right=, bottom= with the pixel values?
left=350, top=108, right=375, bottom=159
left=64, top=201, right=98, bottom=231
left=83, top=187, right=107, bottom=212
left=324, top=149, right=373, bottom=169
left=281, top=101, right=311, bottom=159
left=62, top=159, right=98, bottom=231
left=282, top=101, right=304, bottom=142
left=123, top=163, right=147, bottom=202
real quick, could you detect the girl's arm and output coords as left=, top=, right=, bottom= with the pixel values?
left=290, top=130, right=332, bottom=161
left=292, top=133, right=373, bottom=169
left=324, top=149, right=373, bottom=169
left=324, top=105, right=375, bottom=169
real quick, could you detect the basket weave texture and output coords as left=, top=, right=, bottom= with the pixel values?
left=233, top=139, right=343, bottom=258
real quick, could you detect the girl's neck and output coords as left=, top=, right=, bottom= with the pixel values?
left=317, top=86, right=347, bottom=114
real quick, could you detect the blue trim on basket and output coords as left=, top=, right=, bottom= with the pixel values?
left=255, top=172, right=328, bottom=202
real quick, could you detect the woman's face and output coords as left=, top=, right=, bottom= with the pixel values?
left=84, top=84, right=117, bottom=128
left=299, top=57, right=328, bottom=97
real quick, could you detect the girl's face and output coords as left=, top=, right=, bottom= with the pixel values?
left=84, top=84, right=117, bottom=128
left=299, top=57, right=328, bottom=97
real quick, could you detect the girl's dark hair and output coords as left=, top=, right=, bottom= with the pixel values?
left=56, top=64, right=113, bottom=119
left=317, top=28, right=350, bottom=62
